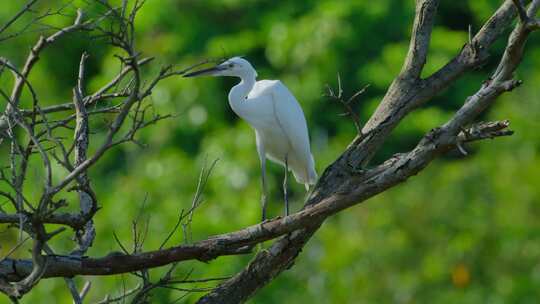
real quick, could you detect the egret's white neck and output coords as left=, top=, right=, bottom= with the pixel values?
left=228, top=70, right=256, bottom=114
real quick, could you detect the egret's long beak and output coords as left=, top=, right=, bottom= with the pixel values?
left=183, top=65, right=225, bottom=77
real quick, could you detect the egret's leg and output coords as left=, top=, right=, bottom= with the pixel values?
left=283, top=154, right=289, bottom=216
left=255, top=134, right=268, bottom=222
left=261, top=159, right=268, bottom=222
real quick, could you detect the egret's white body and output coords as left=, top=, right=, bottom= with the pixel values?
left=184, top=57, right=317, bottom=219
left=231, top=79, right=317, bottom=185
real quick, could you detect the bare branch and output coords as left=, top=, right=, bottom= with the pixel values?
left=0, top=0, right=39, bottom=36
left=71, top=53, right=97, bottom=256
left=95, top=284, right=141, bottom=304
left=5, top=9, right=85, bottom=115
left=65, top=278, right=83, bottom=304
left=325, top=74, right=369, bottom=135
left=512, top=0, right=529, bottom=23
left=400, top=0, right=439, bottom=80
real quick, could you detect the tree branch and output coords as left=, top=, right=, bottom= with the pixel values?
left=400, top=0, right=439, bottom=81
left=0, top=0, right=39, bottom=37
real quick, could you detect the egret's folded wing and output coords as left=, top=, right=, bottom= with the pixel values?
left=267, top=81, right=313, bottom=167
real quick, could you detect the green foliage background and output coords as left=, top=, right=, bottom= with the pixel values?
left=1, top=0, right=540, bottom=303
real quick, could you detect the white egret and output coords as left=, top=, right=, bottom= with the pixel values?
left=184, top=57, right=317, bottom=220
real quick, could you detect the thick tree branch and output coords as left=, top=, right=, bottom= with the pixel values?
left=512, top=0, right=529, bottom=22
left=353, top=0, right=518, bottom=169
left=400, top=0, right=439, bottom=81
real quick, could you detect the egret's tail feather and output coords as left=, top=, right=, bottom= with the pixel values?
left=292, top=165, right=317, bottom=186
left=307, top=166, right=318, bottom=185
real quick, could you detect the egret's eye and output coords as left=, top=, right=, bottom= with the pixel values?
left=229, top=64, right=234, bottom=68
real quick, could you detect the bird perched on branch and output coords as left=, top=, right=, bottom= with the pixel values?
left=184, top=57, right=317, bottom=221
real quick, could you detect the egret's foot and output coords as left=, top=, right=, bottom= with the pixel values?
left=346, top=160, right=365, bottom=175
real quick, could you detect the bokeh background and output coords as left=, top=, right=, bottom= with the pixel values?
left=1, top=0, right=540, bottom=303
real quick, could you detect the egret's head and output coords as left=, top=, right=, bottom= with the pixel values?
left=183, top=57, right=257, bottom=78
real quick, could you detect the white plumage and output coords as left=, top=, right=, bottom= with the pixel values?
left=184, top=57, right=317, bottom=219
left=235, top=79, right=317, bottom=185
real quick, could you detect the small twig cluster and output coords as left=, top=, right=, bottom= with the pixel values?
left=0, top=0, right=219, bottom=302
left=325, top=74, right=370, bottom=135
